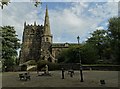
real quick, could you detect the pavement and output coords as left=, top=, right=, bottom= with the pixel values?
left=1, top=71, right=119, bottom=88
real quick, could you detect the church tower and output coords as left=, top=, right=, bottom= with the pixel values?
left=41, top=5, right=54, bottom=62
left=19, top=5, right=56, bottom=64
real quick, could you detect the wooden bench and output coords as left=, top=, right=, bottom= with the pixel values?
left=100, top=80, right=105, bottom=85
left=19, top=73, right=30, bottom=81
left=19, top=74, right=25, bottom=80
left=68, top=69, right=74, bottom=74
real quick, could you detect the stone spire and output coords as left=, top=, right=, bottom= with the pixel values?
left=24, top=21, right=26, bottom=27
left=44, top=5, right=51, bottom=35
left=45, top=5, right=49, bottom=17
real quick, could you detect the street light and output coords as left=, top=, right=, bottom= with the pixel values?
left=77, top=36, right=83, bottom=82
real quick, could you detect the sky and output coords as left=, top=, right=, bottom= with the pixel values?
left=1, top=0, right=119, bottom=44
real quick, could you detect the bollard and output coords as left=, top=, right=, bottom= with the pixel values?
left=61, top=68, right=65, bottom=79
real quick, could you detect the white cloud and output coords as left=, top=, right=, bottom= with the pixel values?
left=2, top=2, right=44, bottom=43
left=0, top=9, right=2, bottom=26
left=96, top=26, right=104, bottom=30
left=2, top=2, right=118, bottom=43
left=5, top=0, right=120, bottom=2
left=49, top=2, right=118, bottom=42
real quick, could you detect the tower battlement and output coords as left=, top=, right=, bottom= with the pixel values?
left=24, top=22, right=43, bottom=28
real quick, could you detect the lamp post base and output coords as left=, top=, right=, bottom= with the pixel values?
left=80, top=69, right=83, bottom=82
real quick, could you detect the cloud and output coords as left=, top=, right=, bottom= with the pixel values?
left=0, top=9, right=2, bottom=26
left=96, top=26, right=104, bottom=30
left=49, top=2, right=118, bottom=42
left=2, top=2, right=44, bottom=43
left=2, top=2, right=118, bottom=44
left=118, top=1, right=120, bottom=16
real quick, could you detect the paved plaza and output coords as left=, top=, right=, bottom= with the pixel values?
left=1, top=71, right=119, bottom=87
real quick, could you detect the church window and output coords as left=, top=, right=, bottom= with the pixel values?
left=46, top=38, right=49, bottom=42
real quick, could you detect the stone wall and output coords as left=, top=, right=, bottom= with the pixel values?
left=58, top=63, right=120, bottom=71
left=20, top=24, right=43, bottom=63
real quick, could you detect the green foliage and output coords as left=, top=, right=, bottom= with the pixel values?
left=80, top=43, right=98, bottom=64
left=48, top=62, right=59, bottom=71
left=108, top=17, right=120, bottom=64
left=37, top=60, right=47, bottom=70
left=0, top=0, right=41, bottom=9
left=57, top=46, right=80, bottom=63
left=0, top=0, right=10, bottom=9
left=57, top=25, right=120, bottom=64
left=86, top=29, right=112, bottom=62
left=57, top=49, right=68, bottom=63
left=25, top=60, right=37, bottom=65
left=37, top=60, right=59, bottom=71
left=64, top=46, right=80, bottom=63
left=57, top=45, right=98, bottom=64
left=87, top=30, right=109, bottom=46
left=1, top=26, right=20, bottom=70
left=34, top=1, right=42, bottom=7
left=108, top=17, right=120, bottom=40
left=84, top=17, right=120, bottom=64
left=21, top=64, right=27, bottom=71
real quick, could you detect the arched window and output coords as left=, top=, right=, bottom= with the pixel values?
left=46, top=38, right=49, bottom=42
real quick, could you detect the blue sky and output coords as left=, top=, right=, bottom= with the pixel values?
left=1, top=1, right=119, bottom=43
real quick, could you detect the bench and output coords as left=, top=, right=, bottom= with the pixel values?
left=68, top=69, right=74, bottom=74
left=19, top=73, right=30, bottom=81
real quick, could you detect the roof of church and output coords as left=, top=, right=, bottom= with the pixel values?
left=52, top=43, right=78, bottom=48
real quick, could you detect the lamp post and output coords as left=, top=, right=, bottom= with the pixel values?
left=77, top=36, right=83, bottom=82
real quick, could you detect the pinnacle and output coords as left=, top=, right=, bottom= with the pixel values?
left=45, top=5, right=48, bottom=17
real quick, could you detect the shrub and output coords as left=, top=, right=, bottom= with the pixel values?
left=21, top=64, right=27, bottom=71
left=37, top=60, right=47, bottom=70
left=27, top=60, right=37, bottom=65
left=47, top=62, right=59, bottom=71
left=37, top=60, right=59, bottom=71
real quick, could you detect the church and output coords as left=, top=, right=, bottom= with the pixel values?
left=19, top=6, right=77, bottom=64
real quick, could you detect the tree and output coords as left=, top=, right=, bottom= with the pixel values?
left=57, top=46, right=80, bottom=63
left=108, top=17, right=120, bottom=40
left=57, top=44, right=98, bottom=64
left=108, top=17, right=120, bottom=64
left=0, top=0, right=41, bottom=9
left=0, top=0, right=10, bottom=9
left=80, top=43, right=98, bottom=64
left=34, top=0, right=41, bottom=7
left=86, top=30, right=111, bottom=61
left=1, top=26, right=20, bottom=71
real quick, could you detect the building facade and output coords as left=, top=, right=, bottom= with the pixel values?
left=19, top=6, right=77, bottom=64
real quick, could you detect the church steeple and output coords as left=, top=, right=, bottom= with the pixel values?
left=40, top=5, right=53, bottom=62
left=42, top=5, right=52, bottom=43
left=24, top=21, right=26, bottom=27
left=44, top=5, right=51, bottom=36
left=45, top=5, right=49, bottom=17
